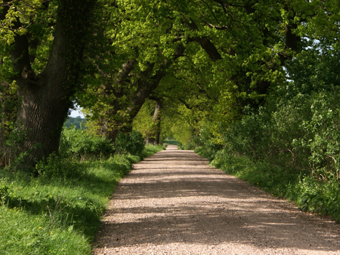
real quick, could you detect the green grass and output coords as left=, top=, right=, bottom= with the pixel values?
left=141, top=144, right=166, bottom=157
left=0, top=144, right=163, bottom=255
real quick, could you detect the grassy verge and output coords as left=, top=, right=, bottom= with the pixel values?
left=0, top=144, right=163, bottom=255
left=197, top=148, right=340, bottom=223
left=141, top=144, right=166, bottom=157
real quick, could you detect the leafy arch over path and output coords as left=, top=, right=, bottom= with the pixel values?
left=1, top=0, right=340, bottom=172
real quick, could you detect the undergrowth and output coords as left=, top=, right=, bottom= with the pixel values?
left=0, top=144, right=163, bottom=255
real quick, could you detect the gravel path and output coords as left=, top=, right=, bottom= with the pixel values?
left=93, top=145, right=340, bottom=254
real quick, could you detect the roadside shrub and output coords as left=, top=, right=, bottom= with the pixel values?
left=295, top=177, right=340, bottom=221
left=218, top=88, right=340, bottom=177
left=178, top=142, right=195, bottom=150
left=298, top=90, right=340, bottom=181
left=195, top=124, right=223, bottom=160
left=115, top=131, right=145, bottom=156
left=35, top=153, right=84, bottom=179
left=0, top=182, right=9, bottom=201
left=222, top=107, right=271, bottom=160
left=2, top=124, right=30, bottom=169
left=60, top=126, right=114, bottom=160
left=141, top=144, right=165, bottom=158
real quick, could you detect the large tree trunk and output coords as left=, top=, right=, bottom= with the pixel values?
left=2, top=0, right=97, bottom=170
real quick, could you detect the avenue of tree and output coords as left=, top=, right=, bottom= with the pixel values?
left=1, top=0, right=340, bottom=177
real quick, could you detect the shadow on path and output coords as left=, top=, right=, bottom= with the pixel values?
left=93, top=145, right=340, bottom=254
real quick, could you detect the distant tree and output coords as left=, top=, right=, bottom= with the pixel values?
left=65, top=117, right=86, bottom=130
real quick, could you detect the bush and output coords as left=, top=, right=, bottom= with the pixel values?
left=295, top=177, right=340, bottom=221
left=0, top=182, right=9, bottom=201
left=297, top=90, right=340, bottom=181
left=35, top=152, right=84, bottom=179
left=2, top=124, right=31, bottom=169
left=178, top=142, right=195, bottom=150
left=194, top=123, right=223, bottom=160
left=60, top=126, right=114, bottom=160
left=141, top=144, right=166, bottom=158
left=115, top=131, right=145, bottom=156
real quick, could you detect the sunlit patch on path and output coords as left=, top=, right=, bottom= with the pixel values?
left=93, top=145, right=340, bottom=255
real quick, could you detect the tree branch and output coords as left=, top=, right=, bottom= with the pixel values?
left=183, top=18, right=222, bottom=62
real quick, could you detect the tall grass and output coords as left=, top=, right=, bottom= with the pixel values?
left=0, top=144, right=163, bottom=255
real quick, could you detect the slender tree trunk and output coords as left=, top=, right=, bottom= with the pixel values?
left=151, top=100, right=162, bottom=145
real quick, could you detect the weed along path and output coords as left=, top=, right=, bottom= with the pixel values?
left=93, top=145, right=340, bottom=255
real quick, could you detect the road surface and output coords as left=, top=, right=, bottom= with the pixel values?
left=93, top=145, right=340, bottom=254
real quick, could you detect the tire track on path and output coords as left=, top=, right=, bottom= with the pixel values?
left=93, top=145, right=340, bottom=254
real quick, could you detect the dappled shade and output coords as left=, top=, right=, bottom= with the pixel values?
left=93, top=145, right=340, bottom=254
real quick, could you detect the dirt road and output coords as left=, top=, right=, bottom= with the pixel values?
left=93, top=145, right=340, bottom=254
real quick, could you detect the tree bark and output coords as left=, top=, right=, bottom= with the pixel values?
left=2, top=0, right=97, bottom=170
left=151, top=100, right=162, bottom=145
left=185, top=19, right=222, bottom=62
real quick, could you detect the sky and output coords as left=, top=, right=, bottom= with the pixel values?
left=69, top=104, right=85, bottom=118
left=70, top=109, right=84, bottom=118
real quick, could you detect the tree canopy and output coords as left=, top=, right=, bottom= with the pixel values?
left=1, top=0, right=340, bottom=172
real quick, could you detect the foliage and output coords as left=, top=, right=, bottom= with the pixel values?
left=2, top=123, right=32, bottom=169
left=194, top=122, right=223, bottom=160
left=295, top=177, right=340, bottom=220
left=2, top=0, right=340, bottom=246
left=163, top=137, right=179, bottom=146
left=0, top=156, right=128, bottom=254
left=194, top=41, right=340, bottom=222
left=0, top=182, right=9, bottom=201
left=0, top=80, right=18, bottom=153
left=195, top=42, right=340, bottom=176
left=64, top=117, right=86, bottom=130
left=210, top=149, right=298, bottom=197
left=297, top=90, right=340, bottom=181
left=132, top=99, right=155, bottom=138
left=0, top=0, right=98, bottom=171
left=177, top=142, right=195, bottom=150
left=60, top=126, right=114, bottom=161
left=114, top=131, right=145, bottom=156
left=0, top=0, right=339, bottom=170
left=141, top=144, right=166, bottom=158
left=35, top=153, right=84, bottom=180
left=206, top=82, right=340, bottom=181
